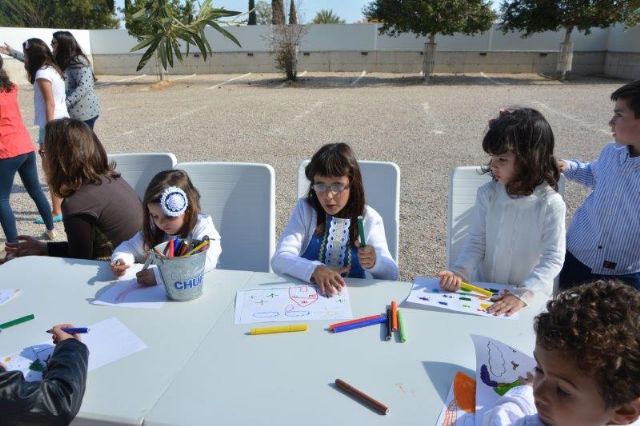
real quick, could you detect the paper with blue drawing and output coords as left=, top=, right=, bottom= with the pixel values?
left=407, top=277, right=519, bottom=319
left=1, top=318, right=147, bottom=382
left=234, top=285, right=353, bottom=324
left=435, top=336, right=535, bottom=426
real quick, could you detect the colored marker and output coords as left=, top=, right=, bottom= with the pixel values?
left=330, top=314, right=382, bottom=330
left=460, top=281, right=493, bottom=297
left=397, top=310, right=407, bottom=343
left=168, top=238, right=175, bottom=257
left=385, top=307, right=392, bottom=341
left=334, top=378, right=389, bottom=415
left=46, top=327, right=89, bottom=334
left=357, top=216, right=366, bottom=246
left=391, top=300, right=398, bottom=332
left=187, top=239, right=209, bottom=256
left=0, top=313, right=35, bottom=330
left=332, top=315, right=386, bottom=333
left=250, top=324, right=308, bottom=335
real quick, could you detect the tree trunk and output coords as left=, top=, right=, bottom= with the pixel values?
left=557, top=27, right=573, bottom=81
left=286, top=44, right=299, bottom=81
left=272, top=0, right=285, bottom=25
left=155, top=53, right=165, bottom=81
left=248, top=0, right=257, bottom=25
left=422, top=34, right=436, bottom=81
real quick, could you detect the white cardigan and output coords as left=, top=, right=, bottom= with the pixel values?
left=271, top=199, right=399, bottom=282
left=452, top=181, right=566, bottom=306
left=111, top=214, right=222, bottom=284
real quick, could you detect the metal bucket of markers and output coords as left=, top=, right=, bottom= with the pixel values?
left=153, top=239, right=208, bottom=302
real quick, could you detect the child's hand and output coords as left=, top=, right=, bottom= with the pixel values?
left=518, top=372, right=534, bottom=387
left=355, top=240, right=376, bottom=269
left=110, top=259, right=130, bottom=277
left=5, top=235, right=47, bottom=257
left=557, top=160, right=568, bottom=173
left=311, top=265, right=349, bottom=297
left=136, top=268, right=157, bottom=286
left=50, top=323, right=81, bottom=344
left=487, top=290, right=525, bottom=316
left=438, top=270, right=463, bottom=292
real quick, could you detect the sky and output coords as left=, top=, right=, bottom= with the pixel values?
left=113, top=1, right=500, bottom=24
left=113, top=1, right=390, bottom=24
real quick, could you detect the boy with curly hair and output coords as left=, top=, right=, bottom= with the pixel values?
left=484, top=280, right=640, bottom=425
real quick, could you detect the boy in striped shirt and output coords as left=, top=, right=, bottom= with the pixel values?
left=558, top=80, right=640, bottom=290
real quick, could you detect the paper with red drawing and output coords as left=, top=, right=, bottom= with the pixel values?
left=234, top=284, right=353, bottom=324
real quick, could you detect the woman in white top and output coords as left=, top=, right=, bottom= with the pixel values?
left=439, top=108, right=566, bottom=316
left=271, top=143, right=399, bottom=296
left=22, top=38, right=69, bottom=224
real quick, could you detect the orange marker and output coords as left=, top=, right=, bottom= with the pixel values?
left=391, top=300, right=398, bottom=332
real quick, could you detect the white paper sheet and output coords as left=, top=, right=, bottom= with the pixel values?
left=91, top=264, right=166, bottom=309
left=406, top=277, right=519, bottom=319
left=0, top=288, right=20, bottom=305
left=471, top=335, right=536, bottom=426
left=234, top=284, right=353, bottom=324
left=436, top=373, right=476, bottom=426
left=1, top=317, right=147, bottom=381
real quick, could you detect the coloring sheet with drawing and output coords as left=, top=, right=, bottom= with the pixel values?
left=471, top=335, right=536, bottom=426
left=91, top=263, right=167, bottom=309
left=436, top=372, right=476, bottom=426
left=1, top=317, right=147, bottom=382
left=406, top=277, right=519, bottom=319
left=234, top=284, right=353, bottom=324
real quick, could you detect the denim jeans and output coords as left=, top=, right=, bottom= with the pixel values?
left=0, top=152, right=53, bottom=242
left=559, top=250, right=640, bottom=291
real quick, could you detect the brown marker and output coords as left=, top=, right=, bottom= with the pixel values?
left=334, top=378, right=389, bottom=415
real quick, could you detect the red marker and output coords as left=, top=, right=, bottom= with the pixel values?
left=329, top=314, right=383, bottom=331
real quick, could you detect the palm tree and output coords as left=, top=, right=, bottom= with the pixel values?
left=312, top=9, right=345, bottom=24
left=130, top=0, right=241, bottom=78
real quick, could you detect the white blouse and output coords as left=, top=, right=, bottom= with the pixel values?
left=271, top=198, right=399, bottom=282
left=452, top=181, right=566, bottom=306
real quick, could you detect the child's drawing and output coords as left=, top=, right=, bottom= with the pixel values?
left=436, top=372, right=476, bottom=426
left=234, top=285, right=353, bottom=325
left=471, top=335, right=536, bottom=426
left=91, top=264, right=166, bottom=309
left=2, top=343, right=55, bottom=382
left=407, top=277, right=519, bottom=319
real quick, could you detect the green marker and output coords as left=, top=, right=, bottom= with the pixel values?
left=0, top=313, right=35, bottom=331
left=397, top=309, right=407, bottom=343
left=357, top=216, right=366, bottom=246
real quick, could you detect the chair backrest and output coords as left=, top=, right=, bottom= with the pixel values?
left=297, top=160, right=400, bottom=262
left=446, top=166, right=566, bottom=268
left=108, top=153, right=177, bottom=200
left=175, top=162, right=275, bottom=272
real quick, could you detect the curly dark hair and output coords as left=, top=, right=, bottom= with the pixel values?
left=482, top=108, right=560, bottom=197
left=535, top=280, right=640, bottom=408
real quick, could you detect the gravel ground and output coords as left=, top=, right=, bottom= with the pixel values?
left=2, top=72, right=629, bottom=281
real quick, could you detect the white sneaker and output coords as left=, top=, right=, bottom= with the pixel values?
left=44, top=229, right=57, bottom=240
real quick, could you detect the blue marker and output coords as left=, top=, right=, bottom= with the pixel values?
left=46, top=327, right=89, bottom=334
left=332, top=315, right=386, bottom=333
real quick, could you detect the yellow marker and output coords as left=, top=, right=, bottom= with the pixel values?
left=186, top=240, right=209, bottom=256
left=249, top=324, right=308, bottom=335
left=461, top=281, right=493, bottom=297
left=480, top=303, right=491, bottom=310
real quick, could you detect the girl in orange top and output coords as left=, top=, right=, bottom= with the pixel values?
left=0, top=55, right=54, bottom=244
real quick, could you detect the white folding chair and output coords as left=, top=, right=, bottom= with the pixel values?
left=108, top=152, right=178, bottom=200
left=297, top=160, right=400, bottom=263
left=446, top=166, right=566, bottom=269
left=175, top=162, right=275, bottom=272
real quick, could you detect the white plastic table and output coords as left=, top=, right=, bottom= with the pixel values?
left=0, top=256, right=255, bottom=425
left=144, top=272, right=538, bottom=426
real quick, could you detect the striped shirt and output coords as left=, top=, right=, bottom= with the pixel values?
left=564, top=142, right=640, bottom=275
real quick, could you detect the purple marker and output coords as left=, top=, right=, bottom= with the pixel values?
left=333, top=315, right=386, bottom=333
